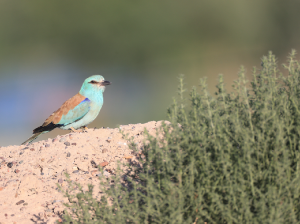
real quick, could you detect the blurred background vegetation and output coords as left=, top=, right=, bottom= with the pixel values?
left=1, top=0, right=300, bottom=146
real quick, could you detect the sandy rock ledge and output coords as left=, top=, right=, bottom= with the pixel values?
left=0, top=121, right=164, bottom=224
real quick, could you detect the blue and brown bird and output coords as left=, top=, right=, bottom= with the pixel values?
left=22, top=75, right=111, bottom=145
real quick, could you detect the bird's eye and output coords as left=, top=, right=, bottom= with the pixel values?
left=89, top=80, right=98, bottom=84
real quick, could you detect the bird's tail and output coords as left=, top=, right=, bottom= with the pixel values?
left=21, top=132, right=43, bottom=145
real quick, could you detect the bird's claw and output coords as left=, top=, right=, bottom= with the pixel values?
left=80, top=126, right=89, bottom=133
left=70, top=126, right=89, bottom=133
left=70, top=127, right=83, bottom=133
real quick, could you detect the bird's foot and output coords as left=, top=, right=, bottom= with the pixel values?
left=70, top=127, right=83, bottom=133
left=70, top=126, right=89, bottom=133
left=81, top=126, right=89, bottom=133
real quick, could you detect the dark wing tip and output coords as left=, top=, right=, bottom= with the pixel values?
left=33, top=122, right=63, bottom=134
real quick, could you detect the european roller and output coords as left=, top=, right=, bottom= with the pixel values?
left=22, top=75, right=111, bottom=145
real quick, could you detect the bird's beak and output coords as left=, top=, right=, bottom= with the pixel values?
left=100, top=80, right=111, bottom=86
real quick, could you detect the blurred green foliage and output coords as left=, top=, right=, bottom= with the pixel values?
left=60, top=51, right=300, bottom=223
left=1, top=0, right=300, bottom=70
left=2, top=1, right=300, bottom=146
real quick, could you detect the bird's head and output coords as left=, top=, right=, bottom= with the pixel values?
left=79, top=75, right=111, bottom=97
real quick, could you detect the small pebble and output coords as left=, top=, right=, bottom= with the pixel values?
left=58, top=179, right=63, bottom=183
left=30, top=148, right=35, bottom=151
left=7, top=162, right=13, bottom=168
left=52, top=138, right=58, bottom=143
left=64, top=142, right=70, bottom=146
left=20, top=207, right=26, bottom=211
left=59, top=138, right=67, bottom=143
left=91, top=160, right=97, bottom=168
left=15, top=169, right=20, bottom=174
left=99, top=161, right=109, bottom=167
left=84, top=171, right=89, bottom=174
left=19, top=160, right=23, bottom=164
left=67, top=152, right=71, bottom=157
left=16, top=200, right=25, bottom=205
left=102, top=148, right=108, bottom=153
left=41, top=173, right=44, bottom=175
left=91, top=170, right=98, bottom=176
left=96, top=173, right=102, bottom=177
left=19, top=152, right=24, bottom=155
left=103, top=171, right=110, bottom=176
left=47, top=158, right=54, bottom=163
left=45, top=144, right=50, bottom=148
left=23, top=203, right=28, bottom=206
left=71, top=143, right=77, bottom=146
left=72, top=170, right=79, bottom=173
left=22, top=147, right=28, bottom=150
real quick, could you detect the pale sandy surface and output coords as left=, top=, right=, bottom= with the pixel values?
left=0, top=121, right=163, bottom=224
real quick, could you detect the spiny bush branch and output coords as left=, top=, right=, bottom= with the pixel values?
left=60, top=50, right=300, bottom=223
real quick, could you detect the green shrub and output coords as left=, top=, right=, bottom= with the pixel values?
left=60, top=51, right=300, bottom=223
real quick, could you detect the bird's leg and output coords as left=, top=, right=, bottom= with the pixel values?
left=70, top=127, right=82, bottom=133
left=80, top=126, right=89, bottom=132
